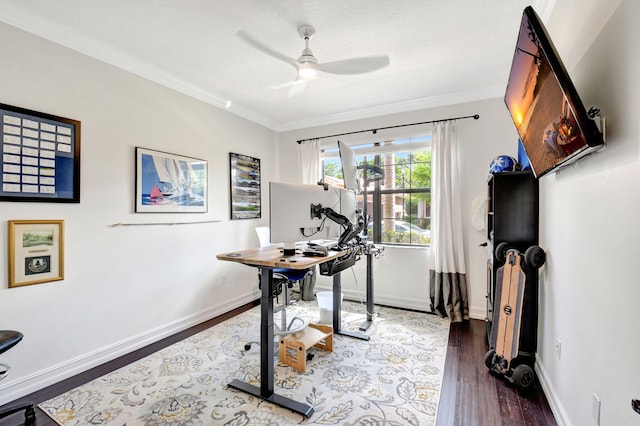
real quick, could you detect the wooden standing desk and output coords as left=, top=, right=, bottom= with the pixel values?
left=217, top=246, right=359, bottom=418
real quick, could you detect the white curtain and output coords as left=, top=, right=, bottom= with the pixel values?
left=428, top=121, right=469, bottom=322
left=296, top=138, right=321, bottom=299
left=297, top=139, right=320, bottom=184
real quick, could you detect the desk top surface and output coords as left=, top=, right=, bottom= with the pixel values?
left=217, top=246, right=345, bottom=269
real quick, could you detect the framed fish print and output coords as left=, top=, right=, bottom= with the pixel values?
left=135, top=147, right=208, bottom=213
left=229, top=152, right=261, bottom=219
left=8, top=220, right=64, bottom=287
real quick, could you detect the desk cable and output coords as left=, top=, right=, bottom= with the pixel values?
left=350, top=265, right=377, bottom=319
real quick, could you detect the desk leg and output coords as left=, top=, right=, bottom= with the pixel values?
left=228, top=267, right=314, bottom=418
left=259, top=267, right=274, bottom=397
left=359, top=252, right=374, bottom=331
left=333, top=273, right=370, bottom=341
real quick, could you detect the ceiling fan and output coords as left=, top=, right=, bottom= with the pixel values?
left=237, top=25, right=390, bottom=83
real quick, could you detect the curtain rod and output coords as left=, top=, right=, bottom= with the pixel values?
left=296, top=113, right=479, bottom=144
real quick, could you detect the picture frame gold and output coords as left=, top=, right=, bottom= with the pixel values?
left=8, top=220, right=64, bottom=288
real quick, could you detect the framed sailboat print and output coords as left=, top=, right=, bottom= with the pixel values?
left=135, top=147, right=208, bottom=213
left=229, top=152, right=261, bottom=219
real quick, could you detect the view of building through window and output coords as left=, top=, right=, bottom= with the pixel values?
left=322, top=137, right=431, bottom=246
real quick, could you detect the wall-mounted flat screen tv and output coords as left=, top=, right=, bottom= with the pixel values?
left=504, top=6, right=604, bottom=177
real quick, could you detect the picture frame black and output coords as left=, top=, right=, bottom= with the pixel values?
left=0, top=103, right=81, bottom=203
left=229, top=152, right=261, bottom=220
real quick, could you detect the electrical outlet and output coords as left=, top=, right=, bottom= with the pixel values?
left=592, top=393, right=601, bottom=425
left=555, top=339, right=562, bottom=360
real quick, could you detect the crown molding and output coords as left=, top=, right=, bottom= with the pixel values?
left=0, top=2, right=279, bottom=131
left=0, top=2, right=519, bottom=134
left=275, top=84, right=505, bottom=132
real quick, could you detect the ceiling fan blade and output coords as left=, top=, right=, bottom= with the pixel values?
left=269, top=75, right=316, bottom=97
left=316, top=55, right=390, bottom=75
left=236, top=30, right=297, bottom=68
left=287, top=79, right=308, bottom=98
left=269, top=77, right=308, bottom=90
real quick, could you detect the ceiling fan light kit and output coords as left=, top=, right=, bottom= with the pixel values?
left=296, top=26, right=318, bottom=79
left=298, top=63, right=317, bottom=79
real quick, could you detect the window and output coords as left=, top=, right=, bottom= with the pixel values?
left=322, top=136, right=431, bottom=246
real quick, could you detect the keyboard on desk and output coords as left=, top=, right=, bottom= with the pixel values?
left=302, top=250, right=328, bottom=257
left=307, top=239, right=338, bottom=251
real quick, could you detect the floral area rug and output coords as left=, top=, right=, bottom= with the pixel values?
left=40, top=300, right=450, bottom=425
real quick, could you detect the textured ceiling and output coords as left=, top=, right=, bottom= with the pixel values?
left=1, top=0, right=612, bottom=132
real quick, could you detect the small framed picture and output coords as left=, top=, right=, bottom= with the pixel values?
left=229, top=152, right=261, bottom=219
left=8, top=220, right=64, bottom=288
left=135, top=147, right=208, bottom=213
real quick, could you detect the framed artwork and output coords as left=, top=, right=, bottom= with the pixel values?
left=135, top=147, right=208, bottom=213
left=0, top=103, right=81, bottom=203
left=229, top=152, right=261, bottom=219
left=8, top=220, right=64, bottom=288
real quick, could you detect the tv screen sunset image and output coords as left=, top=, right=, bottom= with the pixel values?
left=504, top=13, right=588, bottom=176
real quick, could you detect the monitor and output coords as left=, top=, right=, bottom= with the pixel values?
left=269, top=182, right=343, bottom=249
left=339, top=187, right=357, bottom=224
left=338, top=141, right=361, bottom=193
left=504, top=6, right=604, bottom=177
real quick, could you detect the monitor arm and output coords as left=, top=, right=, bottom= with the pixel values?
left=311, top=204, right=363, bottom=248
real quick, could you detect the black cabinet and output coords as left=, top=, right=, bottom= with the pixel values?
left=486, top=171, right=539, bottom=347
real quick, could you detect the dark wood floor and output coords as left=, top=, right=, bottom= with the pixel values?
left=1, top=304, right=556, bottom=425
left=437, top=319, right=556, bottom=426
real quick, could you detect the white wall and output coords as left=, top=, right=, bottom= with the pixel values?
left=277, top=98, right=518, bottom=315
left=0, top=23, right=275, bottom=403
left=535, top=1, right=640, bottom=425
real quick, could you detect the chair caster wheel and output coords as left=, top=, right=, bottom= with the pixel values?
left=244, top=343, right=252, bottom=351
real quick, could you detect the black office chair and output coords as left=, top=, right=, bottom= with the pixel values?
left=0, top=331, right=35, bottom=425
left=271, top=268, right=309, bottom=334
left=244, top=267, right=310, bottom=353
left=243, top=229, right=311, bottom=351
left=255, top=226, right=310, bottom=308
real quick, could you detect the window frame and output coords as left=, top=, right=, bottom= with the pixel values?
left=321, top=136, right=432, bottom=247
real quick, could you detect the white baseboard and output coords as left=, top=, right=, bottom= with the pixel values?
left=316, top=285, right=487, bottom=321
left=535, top=358, right=571, bottom=426
left=0, top=293, right=258, bottom=406
left=314, top=285, right=432, bottom=313
left=468, top=306, right=486, bottom=320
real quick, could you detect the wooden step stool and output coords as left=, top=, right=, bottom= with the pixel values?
left=279, top=323, right=333, bottom=372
